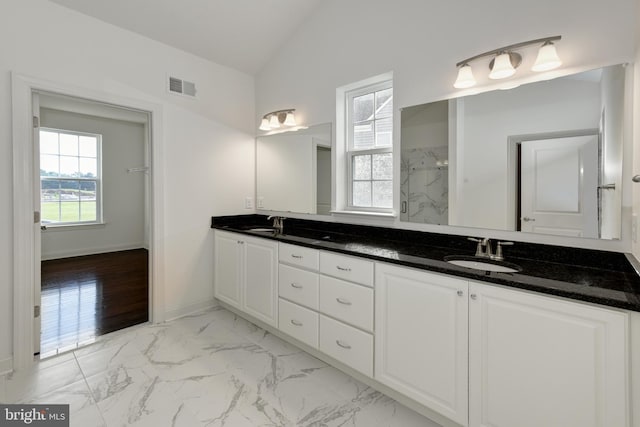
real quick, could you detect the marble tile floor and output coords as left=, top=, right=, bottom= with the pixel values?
left=1, top=306, right=441, bottom=426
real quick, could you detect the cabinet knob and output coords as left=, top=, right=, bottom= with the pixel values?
left=290, top=319, right=303, bottom=327
left=336, top=266, right=352, bottom=272
left=470, top=294, right=477, bottom=300
left=290, top=283, right=303, bottom=289
left=291, top=254, right=303, bottom=259
left=457, top=290, right=463, bottom=297
left=336, top=340, right=352, bottom=350
left=336, top=297, right=352, bottom=305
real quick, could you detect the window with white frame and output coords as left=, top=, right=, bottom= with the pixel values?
left=346, top=80, right=393, bottom=210
left=40, top=128, right=102, bottom=226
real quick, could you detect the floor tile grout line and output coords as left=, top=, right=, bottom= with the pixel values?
left=73, top=350, right=108, bottom=426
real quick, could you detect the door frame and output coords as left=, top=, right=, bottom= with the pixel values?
left=11, top=73, right=166, bottom=371
left=506, top=128, right=600, bottom=232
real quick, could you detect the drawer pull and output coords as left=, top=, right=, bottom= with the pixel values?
left=336, top=340, right=351, bottom=350
left=336, top=266, right=352, bottom=272
left=336, top=297, right=352, bottom=306
left=290, top=319, right=303, bottom=327
left=290, top=283, right=303, bottom=289
left=291, top=254, right=303, bottom=259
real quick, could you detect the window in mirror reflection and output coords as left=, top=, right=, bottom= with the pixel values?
left=347, top=81, right=393, bottom=209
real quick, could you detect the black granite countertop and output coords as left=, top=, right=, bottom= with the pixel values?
left=211, top=214, right=640, bottom=312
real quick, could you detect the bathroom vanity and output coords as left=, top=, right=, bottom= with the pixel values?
left=212, top=214, right=639, bottom=427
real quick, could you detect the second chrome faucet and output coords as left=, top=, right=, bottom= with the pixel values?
left=468, top=237, right=513, bottom=261
left=267, top=215, right=285, bottom=233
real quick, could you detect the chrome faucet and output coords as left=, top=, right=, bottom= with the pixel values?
left=267, top=215, right=285, bottom=233
left=468, top=237, right=513, bottom=261
left=468, top=237, right=490, bottom=257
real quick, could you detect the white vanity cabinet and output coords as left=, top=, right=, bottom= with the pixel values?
left=214, top=230, right=278, bottom=327
left=375, top=261, right=630, bottom=427
left=375, top=263, right=469, bottom=426
left=215, top=232, right=631, bottom=427
left=318, top=252, right=375, bottom=377
left=213, top=230, right=243, bottom=308
left=278, top=244, right=375, bottom=376
left=278, top=243, right=321, bottom=348
left=468, top=282, right=629, bottom=427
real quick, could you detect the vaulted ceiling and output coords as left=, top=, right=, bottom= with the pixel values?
left=48, top=0, right=323, bottom=75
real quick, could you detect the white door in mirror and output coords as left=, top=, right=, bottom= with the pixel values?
left=521, top=135, right=598, bottom=238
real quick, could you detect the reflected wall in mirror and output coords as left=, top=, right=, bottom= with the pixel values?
left=257, top=123, right=332, bottom=215
left=400, top=64, right=625, bottom=240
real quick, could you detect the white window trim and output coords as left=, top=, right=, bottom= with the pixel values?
left=40, top=127, right=104, bottom=227
left=336, top=75, right=395, bottom=215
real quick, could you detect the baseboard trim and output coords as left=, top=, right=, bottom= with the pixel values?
left=0, top=356, right=13, bottom=375
left=164, top=299, right=217, bottom=322
left=41, top=243, right=146, bottom=261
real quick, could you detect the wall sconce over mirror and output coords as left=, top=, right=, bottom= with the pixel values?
left=259, top=109, right=300, bottom=132
left=454, top=35, right=562, bottom=89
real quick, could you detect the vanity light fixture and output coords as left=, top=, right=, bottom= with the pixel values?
left=454, top=35, right=562, bottom=88
left=259, top=109, right=297, bottom=131
left=531, top=41, right=562, bottom=72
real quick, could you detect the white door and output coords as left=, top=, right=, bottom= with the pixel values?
left=520, top=135, right=598, bottom=237
left=374, top=263, right=468, bottom=426
left=213, top=231, right=242, bottom=309
left=33, top=92, right=41, bottom=354
left=243, top=236, right=278, bottom=326
left=468, top=283, right=628, bottom=427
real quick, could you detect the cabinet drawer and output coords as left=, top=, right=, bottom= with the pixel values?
left=279, top=243, right=319, bottom=271
left=279, top=264, right=319, bottom=310
left=278, top=299, right=319, bottom=349
left=319, top=315, right=373, bottom=377
left=319, top=252, right=373, bottom=287
left=319, top=275, right=373, bottom=332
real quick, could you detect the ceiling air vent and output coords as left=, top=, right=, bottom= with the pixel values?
left=168, top=76, right=197, bottom=97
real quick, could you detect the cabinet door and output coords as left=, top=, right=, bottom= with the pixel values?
left=243, top=236, right=279, bottom=327
left=214, top=231, right=242, bottom=308
left=375, top=263, right=469, bottom=425
left=469, top=283, right=628, bottom=427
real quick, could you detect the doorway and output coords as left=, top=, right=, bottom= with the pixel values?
left=11, top=73, right=165, bottom=371
left=35, top=93, right=151, bottom=357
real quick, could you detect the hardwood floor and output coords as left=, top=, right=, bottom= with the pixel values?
left=40, top=248, right=149, bottom=356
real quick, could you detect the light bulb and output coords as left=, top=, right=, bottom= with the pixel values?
left=259, top=118, right=271, bottom=131
left=284, top=111, right=296, bottom=126
left=453, top=64, right=476, bottom=89
left=532, top=42, right=562, bottom=72
left=489, top=52, right=516, bottom=79
left=269, top=114, right=280, bottom=128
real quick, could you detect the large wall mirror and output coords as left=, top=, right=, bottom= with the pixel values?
left=257, top=123, right=332, bottom=215
left=400, top=64, right=625, bottom=240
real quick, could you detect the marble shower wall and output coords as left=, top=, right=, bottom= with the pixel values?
left=401, top=147, right=449, bottom=224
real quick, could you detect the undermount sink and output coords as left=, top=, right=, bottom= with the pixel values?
left=444, top=255, right=522, bottom=273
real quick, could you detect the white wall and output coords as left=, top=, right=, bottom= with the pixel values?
left=40, top=108, right=146, bottom=260
left=257, top=133, right=316, bottom=213
left=257, top=0, right=634, bottom=127
left=401, top=102, right=448, bottom=151
left=256, top=0, right=635, bottom=251
left=458, top=78, right=601, bottom=230
left=1, top=0, right=255, bottom=366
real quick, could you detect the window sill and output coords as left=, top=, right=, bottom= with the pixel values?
left=42, top=222, right=107, bottom=232
left=330, top=210, right=397, bottom=219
